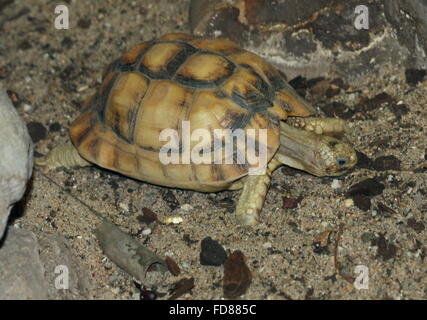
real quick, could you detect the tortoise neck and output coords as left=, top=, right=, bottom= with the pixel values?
left=276, top=121, right=324, bottom=176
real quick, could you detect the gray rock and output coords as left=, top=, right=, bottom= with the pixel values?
left=0, top=84, right=33, bottom=239
left=0, top=227, right=48, bottom=299
left=0, top=228, right=94, bottom=299
left=38, top=234, right=93, bottom=299
left=190, top=0, right=427, bottom=85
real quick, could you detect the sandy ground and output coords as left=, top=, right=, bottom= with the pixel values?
left=1, top=0, right=426, bottom=299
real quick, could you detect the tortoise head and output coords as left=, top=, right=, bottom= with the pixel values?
left=277, top=122, right=357, bottom=177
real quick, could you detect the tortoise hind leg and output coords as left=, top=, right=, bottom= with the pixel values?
left=234, top=159, right=281, bottom=226
left=35, top=141, right=91, bottom=170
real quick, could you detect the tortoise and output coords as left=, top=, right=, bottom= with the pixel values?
left=37, top=33, right=357, bottom=226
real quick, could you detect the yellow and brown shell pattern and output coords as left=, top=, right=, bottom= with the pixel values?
left=70, top=33, right=313, bottom=192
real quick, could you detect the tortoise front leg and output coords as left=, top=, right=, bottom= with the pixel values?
left=286, top=117, right=349, bottom=137
left=35, top=141, right=91, bottom=170
left=235, top=159, right=281, bottom=226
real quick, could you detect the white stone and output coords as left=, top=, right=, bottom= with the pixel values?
left=162, top=216, right=183, bottom=225
left=331, top=179, right=342, bottom=189
left=263, top=242, right=272, bottom=249
left=180, top=203, right=193, bottom=211
left=344, top=198, right=354, bottom=207
left=0, top=85, right=33, bottom=240
left=141, top=228, right=151, bottom=236
left=23, top=103, right=32, bottom=112
left=118, top=202, right=129, bottom=212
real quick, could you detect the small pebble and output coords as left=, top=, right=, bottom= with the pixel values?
left=118, top=202, right=129, bottom=213
left=141, top=228, right=151, bottom=236
left=110, top=287, right=120, bottom=295
left=344, top=198, right=354, bottom=207
left=262, top=242, right=272, bottom=249
left=180, top=204, right=193, bottom=211
left=162, top=216, right=183, bottom=225
left=200, top=237, right=227, bottom=266
left=331, top=179, right=342, bottom=189
left=23, top=103, right=32, bottom=112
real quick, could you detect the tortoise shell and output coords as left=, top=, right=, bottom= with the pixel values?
left=70, top=33, right=314, bottom=192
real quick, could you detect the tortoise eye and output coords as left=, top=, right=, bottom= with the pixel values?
left=337, top=158, right=347, bottom=167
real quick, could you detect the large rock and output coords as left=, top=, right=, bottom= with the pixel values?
left=190, top=0, right=427, bottom=85
left=38, top=234, right=93, bottom=299
left=0, top=228, right=93, bottom=299
left=0, top=227, right=48, bottom=299
left=0, top=84, right=33, bottom=239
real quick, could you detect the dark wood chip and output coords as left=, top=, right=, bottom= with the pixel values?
left=165, top=256, right=181, bottom=276
left=377, top=202, right=397, bottom=217
left=407, top=218, right=425, bottom=233
left=48, top=122, right=61, bottom=132
left=312, top=230, right=332, bottom=254
left=77, top=18, right=92, bottom=29
left=282, top=196, right=302, bottom=209
left=373, top=155, right=401, bottom=171
left=223, top=250, right=252, bottom=299
left=325, top=87, right=341, bottom=98
left=6, top=89, right=21, bottom=108
left=137, top=207, right=158, bottom=224
left=330, top=78, right=349, bottom=90
left=352, top=194, right=371, bottom=211
left=355, top=151, right=374, bottom=169
left=371, top=233, right=398, bottom=261
left=215, top=197, right=235, bottom=213
left=27, top=121, right=47, bottom=143
left=405, top=68, right=426, bottom=86
left=160, top=189, right=180, bottom=210
left=347, top=178, right=385, bottom=197
left=322, top=102, right=354, bottom=119
left=0, top=0, right=14, bottom=13
left=17, top=39, right=32, bottom=50
left=355, top=92, right=394, bottom=113
left=169, top=277, right=195, bottom=300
